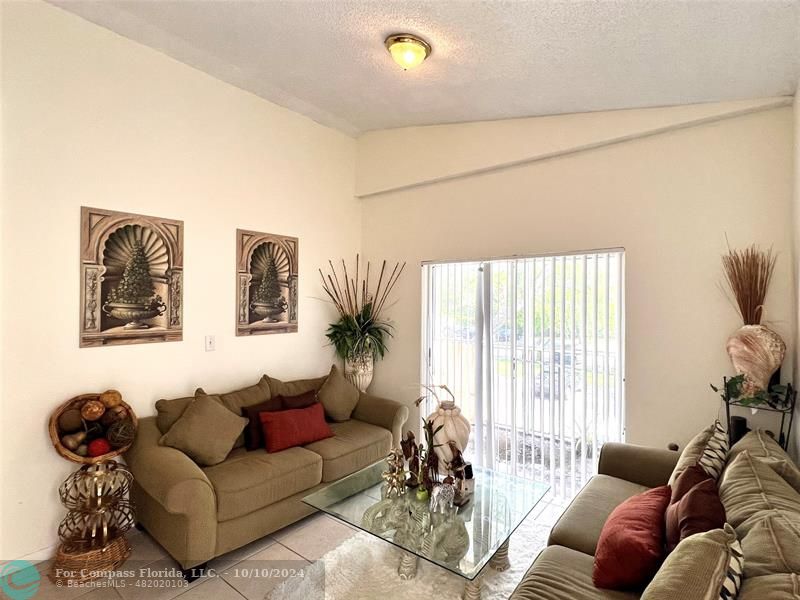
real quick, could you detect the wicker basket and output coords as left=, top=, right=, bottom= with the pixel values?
left=49, top=394, right=138, bottom=465
left=49, top=534, right=131, bottom=584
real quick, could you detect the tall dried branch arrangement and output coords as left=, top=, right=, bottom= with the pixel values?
left=318, top=255, right=406, bottom=319
left=721, top=244, right=776, bottom=326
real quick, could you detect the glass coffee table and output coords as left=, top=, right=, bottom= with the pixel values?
left=304, top=461, right=549, bottom=599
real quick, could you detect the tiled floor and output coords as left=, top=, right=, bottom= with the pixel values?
left=28, top=493, right=568, bottom=600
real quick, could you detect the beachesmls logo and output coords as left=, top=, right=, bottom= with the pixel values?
left=0, top=561, right=40, bottom=600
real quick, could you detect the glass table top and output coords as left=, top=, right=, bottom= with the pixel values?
left=303, top=461, right=549, bottom=580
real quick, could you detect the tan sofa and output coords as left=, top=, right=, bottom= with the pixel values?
left=511, top=433, right=800, bottom=599
left=126, top=389, right=408, bottom=571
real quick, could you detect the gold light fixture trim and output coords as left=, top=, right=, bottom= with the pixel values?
left=384, top=33, right=432, bottom=70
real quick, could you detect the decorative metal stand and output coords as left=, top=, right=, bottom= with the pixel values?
left=722, top=378, right=797, bottom=450
left=51, top=461, right=135, bottom=584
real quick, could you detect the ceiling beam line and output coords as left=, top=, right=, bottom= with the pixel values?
left=357, top=97, right=793, bottom=199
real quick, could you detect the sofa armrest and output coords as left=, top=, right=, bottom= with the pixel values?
left=352, top=393, right=409, bottom=446
left=597, top=442, right=679, bottom=488
left=125, top=417, right=216, bottom=516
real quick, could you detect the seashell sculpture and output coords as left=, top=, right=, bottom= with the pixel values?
left=726, top=324, right=786, bottom=393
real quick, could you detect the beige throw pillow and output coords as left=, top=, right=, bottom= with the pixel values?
left=641, top=525, right=743, bottom=600
left=155, top=388, right=206, bottom=434
left=197, top=376, right=272, bottom=448
left=668, top=423, right=716, bottom=486
left=318, top=364, right=360, bottom=422
left=159, top=394, right=247, bottom=466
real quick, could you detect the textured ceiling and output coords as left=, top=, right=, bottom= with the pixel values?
left=53, top=1, right=800, bottom=136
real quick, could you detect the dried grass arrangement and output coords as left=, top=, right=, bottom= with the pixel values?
left=721, top=242, right=785, bottom=395
left=319, top=255, right=405, bottom=361
left=721, top=243, right=777, bottom=325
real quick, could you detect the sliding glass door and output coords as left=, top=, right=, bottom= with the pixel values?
left=422, top=250, right=625, bottom=498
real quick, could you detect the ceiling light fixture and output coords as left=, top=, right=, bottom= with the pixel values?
left=384, top=33, right=431, bottom=70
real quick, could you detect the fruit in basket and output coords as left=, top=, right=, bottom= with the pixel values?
left=100, top=405, right=128, bottom=427
left=84, top=422, right=104, bottom=441
left=58, top=408, right=83, bottom=433
left=61, top=431, right=87, bottom=451
left=75, top=444, right=88, bottom=457
left=87, top=438, right=111, bottom=457
left=100, top=389, right=123, bottom=408
left=80, top=399, right=105, bottom=421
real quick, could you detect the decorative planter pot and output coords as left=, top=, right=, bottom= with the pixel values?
left=250, top=298, right=287, bottom=323
left=102, top=301, right=165, bottom=330
left=344, top=353, right=374, bottom=392
left=428, top=400, right=471, bottom=471
left=726, top=324, right=786, bottom=393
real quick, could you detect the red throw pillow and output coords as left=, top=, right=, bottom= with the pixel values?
left=593, top=485, right=670, bottom=590
left=242, top=397, right=284, bottom=451
left=670, top=464, right=710, bottom=504
left=280, top=390, right=318, bottom=410
left=665, top=479, right=726, bottom=552
left=259, top=403, right=333, bottom=453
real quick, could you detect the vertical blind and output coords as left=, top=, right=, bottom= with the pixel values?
left=422, top=250, right=625, bottom=498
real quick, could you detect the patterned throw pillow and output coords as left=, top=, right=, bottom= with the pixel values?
left=698, top=420, right=729, bottom=480
left=721, top=536, right=744, bottom=600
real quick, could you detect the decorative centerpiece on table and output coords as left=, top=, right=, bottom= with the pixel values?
left=102, top=240, right=166, bottom=329
left=416, top=384, right=471, bottom=470
left=319, top=255, right=405, bottom=391
left=721, top=243, right=786, bottom=395
left=250, top=252, right=288, bottom=322
left=48, top=391, right=138, bottom=584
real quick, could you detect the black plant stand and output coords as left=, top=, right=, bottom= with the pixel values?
left=722, top=378, right=797, bottom=450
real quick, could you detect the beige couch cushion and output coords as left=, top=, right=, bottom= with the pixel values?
left=548, top=475, right=649, bottom=556
left=728, top=430, right=800, bottom=493
left=641, top=525, right=743, bottom=600
left=203, top=446, right=322, bottom=521
left=510, top=545, right=639, bottom=600
left=739, top=574, right=800, bottom=599
left=737, top=511, right=800, bottom=577
left=718, top=451, right=800, bottom=528
left=304, top=419, right=392, bottom=482
left=668, top=423, right=715, bottom=486
left=266, top=374, right=327, bottom=397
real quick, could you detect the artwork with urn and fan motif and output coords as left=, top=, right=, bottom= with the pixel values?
left=236, top=229, right=299, bottom=335
left=79, top=207, right=183, bottom=347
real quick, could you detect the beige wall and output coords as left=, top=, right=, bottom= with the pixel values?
left=1, top=2, right=358, bottom=559
left=361, top=105, right=796, bottom=452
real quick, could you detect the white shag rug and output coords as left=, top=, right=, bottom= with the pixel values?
left=267, top=517, right=550, bottom=600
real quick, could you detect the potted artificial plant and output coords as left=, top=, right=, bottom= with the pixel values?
left=319, top=256, right=405, bottom=391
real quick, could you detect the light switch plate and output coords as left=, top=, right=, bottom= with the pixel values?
left=205, top=335, right=216, bottom=352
